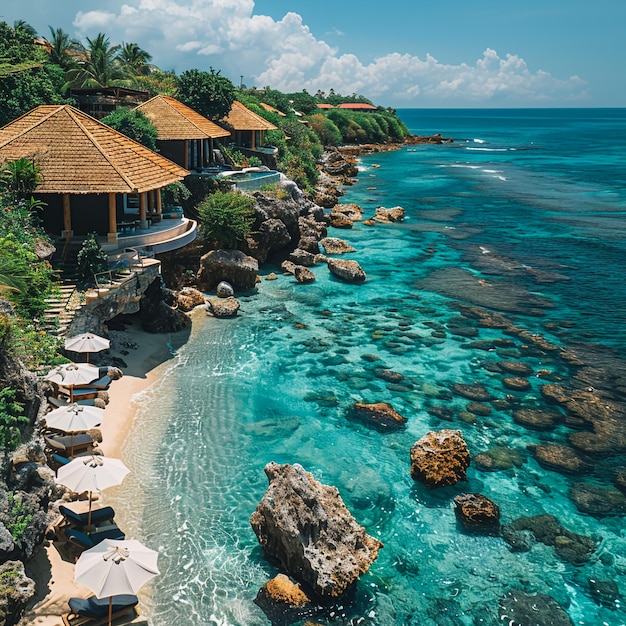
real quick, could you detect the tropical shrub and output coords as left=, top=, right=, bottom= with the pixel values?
left=4, top=492, right=33, bottom=547
left=0, top=235, right=53, bottom=318
left=0, top=389, right=27, bottom=452
left=101, top=107, right=158, bottom=150
left=76, top=232, right=108, bottom=281
left=197, top=191, right=255, bottom=248
left=308, top=113, right=343, bottom=146
left=161, top=181, right=191, bottom=208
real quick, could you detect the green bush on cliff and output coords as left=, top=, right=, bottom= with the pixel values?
left=0, top=389, right=27, bottom=452
left=197, top=191, right=255, bottom=248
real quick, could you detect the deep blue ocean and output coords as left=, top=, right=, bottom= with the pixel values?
left=115, top=109, right=626, bottom=625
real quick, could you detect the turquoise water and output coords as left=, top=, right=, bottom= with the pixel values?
left=120, top=109, right=626, bottom=625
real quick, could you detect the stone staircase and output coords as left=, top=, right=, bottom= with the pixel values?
left=42, top=277, right=84, bottom=337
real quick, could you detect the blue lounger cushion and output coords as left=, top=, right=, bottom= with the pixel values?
left=68, top=594, right=138, bottom=618
left=66, top=527, right=125, bottom=548
left=59, top=505, right=115, bottom=527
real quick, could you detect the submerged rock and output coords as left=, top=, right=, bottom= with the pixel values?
left=474, top=446, right=526, bottom=472
left=512, top=408, right=562, bottom=431
left=570, top=482, right=626, bottom=517
left=410, top=429, right=470, bottom=489
left=348, top=402, right=408, bottom=431
left=452, top=383, right=493, bottom=402
left=498, top=590, right=573, bottom=626
left=531, top=444, right=593, bottom=474
left=250, top=462, right=382, bottom=598
left=502, top=513, right=597, bottom=564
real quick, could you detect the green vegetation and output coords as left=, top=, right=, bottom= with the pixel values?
left=0, top=389, right=27, bottom=452
left=4, top=492, right=33, bottom=547
left=177, top=68, right=236, bottom=121
left=197, top=191, right=256, bottom=248
left=101, top=107, right=159, bottom=150
left=76, top=233, right=109, bottom=281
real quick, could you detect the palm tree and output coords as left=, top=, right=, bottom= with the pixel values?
left=47, top=26, right=82, bottom=70
left=63, top=33, right=128, bottom=89
left=13, top=20, right=38, bottom=38
left=118, top=42, right=153, bottom=76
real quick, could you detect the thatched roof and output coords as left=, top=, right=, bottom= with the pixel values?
left=135, top=95, right=230, bottom=141
left=221, top=101, right=277, bottom=132
left=0, top=105, right=189, bottom=194
left=259, top=102, right=286, bottom=117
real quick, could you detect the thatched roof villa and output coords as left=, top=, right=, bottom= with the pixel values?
left=135, top=95, right=230, bottom=171
left=220, top=100, right=278, bottom=152
left=0, top=104, right=193, bottom=249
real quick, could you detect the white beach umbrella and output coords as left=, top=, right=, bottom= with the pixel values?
left=45, top=403, right=104, bottom=432
left=56, top=455, right=130, bottom=529
left=75, top=538, right=160, bottom=626
left=45, top=403, right=104, bottom=456
left=44, top=362, right=100, bottom=402
left=64, top=333, right=110, bottom=362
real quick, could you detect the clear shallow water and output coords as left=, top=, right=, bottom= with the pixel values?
left=119, top=109, right=626, bottom=625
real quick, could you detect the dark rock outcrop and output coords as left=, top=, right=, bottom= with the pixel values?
left=348, top=402, right=407, bottom=431
left=294, top=266, right=316, bottom=284
left=0, top=560, right=35, bottom=626
left=327, top=259, right=366, bottom=283
left=250, top=462, right=382, bottom=598
left=139, top=280, right=190, bottom=333
left=453, top=493, right=500, bottom=532
left=570, top=482, right=626, bottom=517
left=452, top=383, right=493, bottom=402
left=512, top=408, right=562, bottom=431
left=289, top=249, right=317, bottom=267
left=197, top=249, right=258, bottom=291
left=410, top=430, right=470, bottom=489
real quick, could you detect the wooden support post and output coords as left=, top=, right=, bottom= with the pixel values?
left=184, top=140, right=189, bottom=170
left=107, top=193, right=118, bottom=243
left=139, top=192, right=148, bottom=229
left=156, top=187, right=162, bottom=217
left=62, top=194, right=72, bottom=238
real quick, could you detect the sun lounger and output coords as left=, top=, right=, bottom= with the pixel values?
left=48, top=396, right=98, bottom=409
left=44, top=433, right=95, bottom=457
left=74, top=376, right=111, bottom=390
left=65, top=526, right=125, bottom=550
left=59, top=505, right=115, bottom=528
left=63, top=594, right=138, bottom=626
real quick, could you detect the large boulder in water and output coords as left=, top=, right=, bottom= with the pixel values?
left=410, top=429, right=470, bottom=488
left=327, top=259, right=366, bottom=283
left=250, top=462, right=383, bottom=598
left=197, top=249, right=258, bottom=291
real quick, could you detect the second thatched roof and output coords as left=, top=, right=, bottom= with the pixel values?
left=135, top=95, right=230, bottom=141
left=0, top=104, right=189, bottom=194
left=221, top=101, right=278, bottom=132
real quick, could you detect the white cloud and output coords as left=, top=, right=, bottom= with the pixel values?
left=72, top=0, right=587, bottom=106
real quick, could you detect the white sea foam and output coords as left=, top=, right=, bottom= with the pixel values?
left=472, top=138, right=485, bottom=143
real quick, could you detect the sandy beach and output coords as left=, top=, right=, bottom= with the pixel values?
left=20, top=317, right=190, bottom=626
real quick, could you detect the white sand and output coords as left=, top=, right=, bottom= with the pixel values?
left=21, top=318, right=188, bottom=626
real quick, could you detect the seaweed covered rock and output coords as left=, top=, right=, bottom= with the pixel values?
left=410, top=430, right=470, bottom=489
left=348, top=402, right=407, bottom=431
left=250, top=462, right=382, bottom=598
left=254, top=574, right=313, bottom=624
left=453, top=493, right=500, bottom=533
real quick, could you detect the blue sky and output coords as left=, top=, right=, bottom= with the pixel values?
left=4, top=0, right=625, bottom=107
